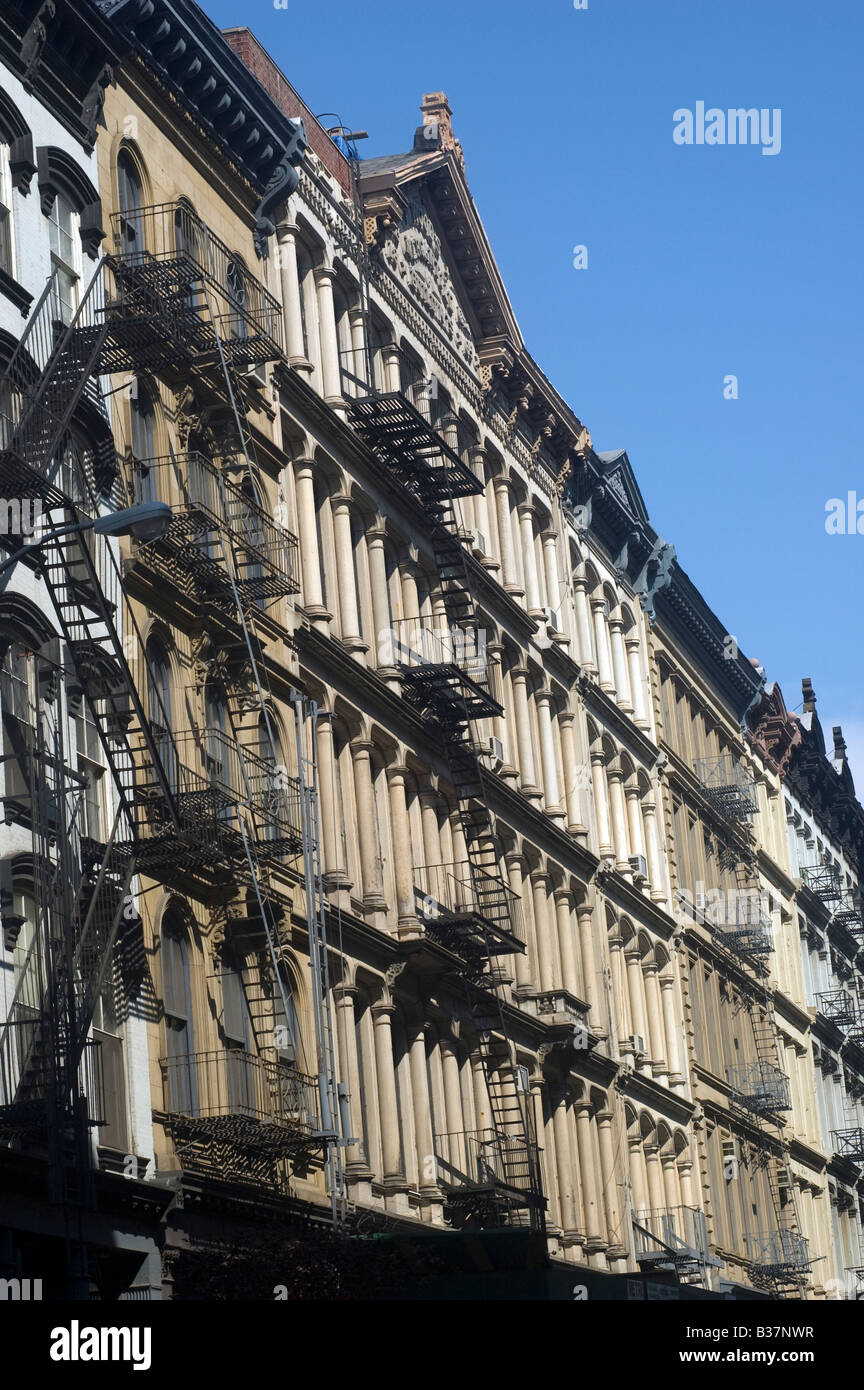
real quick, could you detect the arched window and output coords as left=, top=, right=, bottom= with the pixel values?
left=274, top=965, right=307, bottom=1072
left=130, top=381, right=156, bottom=497
left=117, top=150, right=143, bottom=252
left=162, top=915, right=196, bottom=1112
left=145, top=637, right=175, bottom=791
left=204, top=681, right=232, bottom=798
left=47, top=190, right=79, bottom=323
left=226, top=254, right=248, bottom=341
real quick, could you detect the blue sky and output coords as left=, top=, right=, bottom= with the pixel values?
left=206, top=0, right=863, bottom=772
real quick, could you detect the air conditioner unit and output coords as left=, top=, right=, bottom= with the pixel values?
left=629, top=854, right=649, bottom=882
left=469, top=529, right=487, bottom=559
left=241, top=360, right=268, bottom=388
left=515, top=1064, right=530, bottom=1094
left=482, top=736, right=505, bottom=770
left=628, top=1034, right=646, bottom=1057
left=544, top=606, right=562, bottom=633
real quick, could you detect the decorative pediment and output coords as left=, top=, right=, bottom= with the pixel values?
left=594, top=450, right=651, bottom=526
left=379, top=192, right=478, bottom=370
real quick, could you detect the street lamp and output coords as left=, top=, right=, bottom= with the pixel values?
left=0, top=500, right=173, bottom=586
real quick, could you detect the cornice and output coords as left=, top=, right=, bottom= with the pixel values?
left=616, top=1068, right=696, bottom=1126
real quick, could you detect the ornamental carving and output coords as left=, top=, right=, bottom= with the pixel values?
left=380, top=194, right=478, bottom=370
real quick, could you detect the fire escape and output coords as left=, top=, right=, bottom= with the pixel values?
left=342, top=344, right=545, bottom=1232
left=694, top=753, right=811, bottom=1297
left=0, top=193, right=344, bottom=1280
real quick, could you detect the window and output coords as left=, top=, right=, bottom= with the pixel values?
left=117, top=151, right=143, bottom=253
left=130, top=382, right=156, bottom=496
left=74, top=694, right=106, bottom=842
left=274, top=968, right=304, bottom=1069
left=222, top=955, right=253, bottom=1113
left=226, top=256, right=247, bottom=341
left=162, top=920, right=196, bottom=1112
left=146, top=638, right=175, bottom=791
left=48, top=192, right=78, bottom=323
left=0, top=144, right=14, bottom=275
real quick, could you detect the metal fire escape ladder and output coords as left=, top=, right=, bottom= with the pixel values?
left=188, top=283, right=346, bottom=1204
left=344, top=309, right=544, bottom=1226
left=699, top=772, right=811, bottom=1298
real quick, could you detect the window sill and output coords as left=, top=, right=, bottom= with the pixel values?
left=0, top=266, right=33, bottom=317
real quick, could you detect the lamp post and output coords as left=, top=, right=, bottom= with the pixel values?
left=0, top=500, right=173, bottom=591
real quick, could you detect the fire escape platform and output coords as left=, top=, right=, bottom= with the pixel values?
left=347, top=393, right=482, bottom=501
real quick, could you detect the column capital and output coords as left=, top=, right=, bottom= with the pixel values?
left=313, top=263, right=337, bottom=286
left=385, top=762, right=411, bottom=784
left=371, top=1001, right=397, bottom=1021
left=517, top=500, right=536, bottom=521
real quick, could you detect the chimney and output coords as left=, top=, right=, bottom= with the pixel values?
left=413, top=92, right=465, bottom=171
left=802, top=678, right=816, bottom=714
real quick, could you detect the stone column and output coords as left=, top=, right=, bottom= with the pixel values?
left=398, top=560, right=420, bottom=627
left=408, top=1024, right=438, bottom=1194
left=468, top=445, right=497, bottom=571
left=510, top=667, right=542, bottom=801
left=535, top=690, right=564, bottom=823
left=294, top=462, right=328, bottom=627
left=678, top=1157, right=696, bottom=1209
left=367, top=527, right=393, bottom=669
left=590, top=751, right=613, bottom=855
left=629, top=1136, right=649, bottom=1216
left=608, top=933, right=631, bottom=1043
left=506, top=852, right=532, bottom=991
left=531, top=871, right=556, bottom=994
left=597, top=1110, right=624, bottom=1253
left=334, top=986, right=367, bottom=1173
left=348, top=305, right=366, bottom=392
left=644, top=1143, right=665, bottom=1214
left=626, top=636, right=648, bottom=726
left=332, top=497, right=365, bottom=656
left=541, top=531, right=561, bottom=626
left=372, top=1003, right=403, bottom=1184
left=471, top=1053, right=491, bottom=1133
left=660, top=975, right=683, bottom=1084
left=518, top=504, right=543, bottom=615
left=351, top=741, right=386, bottom=910
left=609, top=616, right=632, bottom=710
left=591, top=599, right=615, bottom=692
left=387, top=765, right=418, bottom=933
left=275, top=222, right=307, bottom=365
left=494, top=479, right=520, bottom=594
left=624, top=946, right=649, bottom=1060
left=316, top=715, right=348, bottom=889
left=607, top=769, right=631, bottom=871
left=554, top=888, right=579, bottom=998
left=440, top=1040, right=466, bottom=1174
left=573, top=571, right=595, bottom=671
left=558, top=712, right=587, bottom=836
left=642, top=796, right=666, bottom=902
left=553, top=1098, right=579, bottom=1234
left=643, top=963, right=667, bottom=1081
left=625, top=786, right=647, bottom=868
left=662, top=1155, right=682, bottom=1212
left=381, top=343, right=402, bottom=392
left=575, top=1103, right=603, bottom=1246
left=314, top=264, right=344, bottom=407
left=576, top=901, right=598, bottom=1018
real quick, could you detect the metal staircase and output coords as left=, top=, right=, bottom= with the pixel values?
left=694, top=758, right=811, bottom=1297
left=345, top=355, right=544, bottom=1231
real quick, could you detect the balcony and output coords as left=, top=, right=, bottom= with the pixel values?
left=746, top=1228, right=811, bottom=1284
left=159, top=1048, right=319, bottom=1161
left=727, top=1062, right=791, bottom=1118
left=340, top=345, right=482, bottom=511
left=831, top=892, right=863, bottom=938
left=414, top=861, right=523, bottom=975
left=130, top=732, right=245, bottom=879
left=802, top=863, right=844, bottom=903
left=831, top=1127, right=864, bottom=1163
left=129, top=452, right=299, bottom=603
left=633, top=1206, right=718, bottom=1275
left=814, top=990, right=858, bottom=1029
left=708, top=889, right=774, bottom=959
left=694, top=755, right=758, bottom=823
left=433, top=1128, right=542, bottom=1226
left=99, top=202, right=283, bottom=379
left=145, top=729, right=302, bottom=868
left=385, top=617, right=500, bottom=724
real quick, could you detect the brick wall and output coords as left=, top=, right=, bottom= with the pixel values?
left=222, top=27, right=354, bottom=198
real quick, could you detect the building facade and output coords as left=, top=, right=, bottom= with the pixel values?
left=0, top=0, right=861, bottom=1301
